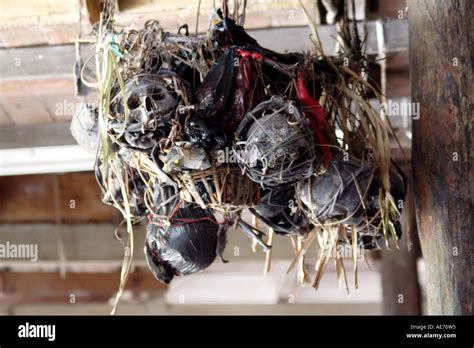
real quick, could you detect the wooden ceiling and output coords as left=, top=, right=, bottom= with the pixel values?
left=0, top=0, right=320, bottom=127
left=0, top=0, right=409, bottom=132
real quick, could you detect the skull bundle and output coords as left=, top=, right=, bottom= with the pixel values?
left=234, top=96, right=317, bottom=188
left=72, top=1, right=406, bottom=309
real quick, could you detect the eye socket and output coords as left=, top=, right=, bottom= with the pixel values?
left=153, top=92, right=165, bottom=101
left=150, top=86, right=166, bottom=101
left=127, top=96, right=140, bottom=109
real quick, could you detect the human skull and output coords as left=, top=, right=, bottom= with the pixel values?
left=110, top=74, right=177, bottom=149
left=234, top=96, right=316, bottom=188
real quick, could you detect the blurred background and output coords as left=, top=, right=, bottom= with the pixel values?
left=0, top=0, right=423, bottom=315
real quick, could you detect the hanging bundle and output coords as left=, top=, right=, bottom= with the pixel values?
left=234, top=96, right=317, bottom=188
left=297, top=151, right=406, bottom=250
left=73, top=0, right=407, bottom=312
left=145, top=204, right=225, bottom=284
left=70, top=104, right=99, bottom=153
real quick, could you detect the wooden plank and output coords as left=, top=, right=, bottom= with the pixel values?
left=0, top=25, right=49, bottom=48
left=0, top=46, right=75, bottom=79
left=0, top=173, right=118, bottom=223
left=0, top=18, right=408, bottom=125
left=0, top=175, right=55, bottom=222
left=409, top=0, right=473, bottom=315
left=0, top=123, right=76, bottom=149
left=0, top=0, right=80, bottom=21
left=253, top=19, right=409, bottom=54
left=0, top=0, right=80, bottom=47
left=58, top=172, right=119, bottom=222
left=0, top=260, right=147, bottom=273
left=0, top=18, right=80, bottom=47
left=0, top=223, right=144, bottom=263
left=1, top=268, right=166, bottom=303
left=0, top=77, right=82, bottom=124
left=383, top=18, right=409, bottom=52
left=348, top=0, right=367, bottom=21
left=0, top=20, right=408, bottom=125
left=0, top=0, right=316, bottom=48
left=0, top=82, right=77, bottom=128
left=0, top=20, right=408, bottom=81
left=0, top=95, right=54, bottom=124
left=116, top=0, right=317, bottom=25
left=42, top=93, right=77, bottom=122
left=0, top=76, right=75, bottom=98
left=38, top=22, right=81, bottom=46
left=0, top=220, right=303, bottom=267
left=0, top=1, right=408, bottom=49
left=0, top=105, right=13, bottom=125
left=115, top=5, right=318, bottom=35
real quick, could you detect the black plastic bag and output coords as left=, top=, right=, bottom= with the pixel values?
left=145, top=204, right=223, bottom=283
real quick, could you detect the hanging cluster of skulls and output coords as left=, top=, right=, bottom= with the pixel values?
left=71, top=13, right=406, bottom=285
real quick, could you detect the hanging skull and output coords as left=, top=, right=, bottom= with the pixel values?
left=298, top=157, right=373, bottom=223
left=110, top=74, right=178, bottom=149
left=346, top=163, right=405, bottom=250
left=234, top=96, right=317, bottom=188
left=298, top=153, right=406, bottom=250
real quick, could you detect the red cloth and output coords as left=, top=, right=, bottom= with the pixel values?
left=296, top=68, right=332, bottom=163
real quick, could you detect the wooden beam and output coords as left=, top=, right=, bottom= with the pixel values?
left=115, top=0, right=319, bottom=34
left=0, top=173, right=118, bottom=223
left=0, top=95, right=55, bottom=124
left=0, top=268, right=167, bottom=304
left=0, top=105, right=13, bottom=126
left=0, top=0, right=89, bottom=48
left=0, top=220, right=305, bottom=270
left=409, top=0, right=473, bottom=315
left=0, top=123, right=75, bottom=149
left=0, top=20, right=408, bottom=81
left=0, top=260, right=147, bottom=273
left=0, top=0, right=320, bottom=48
left=0, top=76, right=75, bottom=98
left=0, top=21, right=407, bottom=124
left=0, top=46, right=75, bottom=79
left=0, top=223, right=145, bottom=267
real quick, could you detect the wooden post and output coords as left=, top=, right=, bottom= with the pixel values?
left=408, top=0, right=473, bottom=315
